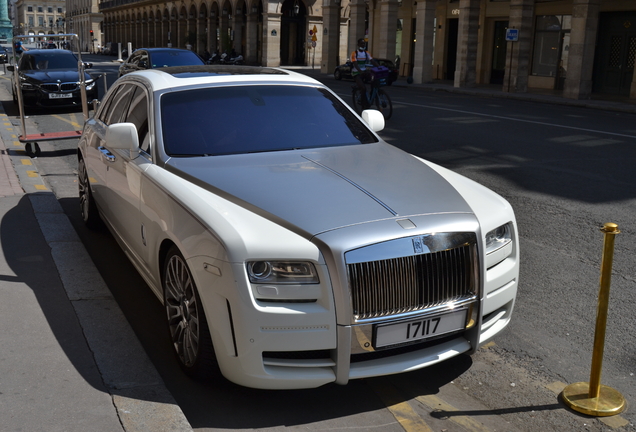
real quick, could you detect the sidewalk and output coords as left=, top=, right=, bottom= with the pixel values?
left=0, top=115, right=192, bottom=429
left=293, top=66, right=636, bottom=115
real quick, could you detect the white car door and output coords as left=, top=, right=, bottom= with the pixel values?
left=104, top=84, right=152, bottom=270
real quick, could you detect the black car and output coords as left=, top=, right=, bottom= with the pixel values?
left=118, top=48, right=205, bottom=77
left=334, top=58, right=399, bottom=85
left=0, top=46, right=7, bottom=63
left=9, top=49, right=97, bottom=109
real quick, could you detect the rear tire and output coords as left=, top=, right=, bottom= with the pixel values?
left=163, top=246, right=218, bottom=380
left=78, top=157, right=103, bottom=230
left=334, top=69, right=342, bottom=80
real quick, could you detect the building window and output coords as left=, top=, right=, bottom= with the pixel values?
left=38, top=6, right=43, bottom=12
left=38, top=16, right=44, bottom=26
left=28, top=16, right=34, bottom=26
left=531, top=15, right=571, bottom=78
left=58, top=8, right=62, bottom=13
left=27, top=6, right=33, bottom=11
left=48, top=7, right=53, bottom=13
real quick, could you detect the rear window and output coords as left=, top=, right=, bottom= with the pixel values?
left=161, top=85, right=378, bottom=157
left=151, top=51, right=204, bottom=68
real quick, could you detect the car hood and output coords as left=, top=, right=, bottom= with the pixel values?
left=165, top=143, right=473, bottom=237
left=21, top=70, right=92, bottom=83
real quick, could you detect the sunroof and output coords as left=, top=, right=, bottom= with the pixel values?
left=159, top=65, right=289, bottom=78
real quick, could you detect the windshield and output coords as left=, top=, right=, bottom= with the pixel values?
left=161, top=85, right=378, bottom=157
left=151, top=50, right=204, bottom=68
left=20, top=52, right=78, bottom=71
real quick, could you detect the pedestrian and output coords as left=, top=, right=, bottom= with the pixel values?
left=350, top=38, right=379, bottom=109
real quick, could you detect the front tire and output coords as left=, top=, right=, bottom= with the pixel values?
left=351, top=88, right=364, bottom=114
left=334, top=69, right=342, bottom=80
left=78, top=157, right=103, bottom=230
left=375, top=89, right=393, bottom=120
left=163, top=246, right=217, bottom=379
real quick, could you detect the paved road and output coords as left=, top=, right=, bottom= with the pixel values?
left=1, top=58, right=634, bottom=431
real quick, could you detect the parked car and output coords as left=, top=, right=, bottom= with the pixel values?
left=77, top=65, right=519, bottom=390
left=0, top=46, right=7, bottom=63
left=334, top=58, right=399, bottom=84
left=9, top=49, right=97, bottom=109
left=118, top=48, right=205, bottom=77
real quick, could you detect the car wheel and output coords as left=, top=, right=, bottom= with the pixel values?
left=78, top=157, right=103, bottom=230
left=163, top=246, right=218, bottom=379
left=334, top=69, right=342, bottom=80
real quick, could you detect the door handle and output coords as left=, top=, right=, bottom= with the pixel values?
left=98, top=146, right=115, bottom=162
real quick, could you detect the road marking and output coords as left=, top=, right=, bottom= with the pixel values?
left=21, top=158, right=32, bottom=165
left=34, top=184, right=47, bottom=190
left=417, top=394, right=491, bottom=432
left=368, top=380, right=434, bottom=432
left=26, top=170, right=38, bottom=177
left=394, top=100, right=636, bottom=139
left=52, top=113, right=82, bottom=129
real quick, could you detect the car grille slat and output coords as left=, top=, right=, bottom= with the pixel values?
left=41, top=83, right=78, bottom=92
left=348, top=244, right=475, bottom=321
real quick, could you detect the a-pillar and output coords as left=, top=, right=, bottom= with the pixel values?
left=321, top=0, right=341, bottom=74
left=245, top=9, right=259, bottom=64
left=564, top=0, right=600, bottom=99
left=412, top=0, right=436, bottom=83
left=503, top=0, right=534, bottom=92
left=262, top=11, right=281, bottom=66
left=454, top=0, right=479, bottom=87
left=348, top=0, right=366, bottom=53
left=376, top=0, right=398, bottom=60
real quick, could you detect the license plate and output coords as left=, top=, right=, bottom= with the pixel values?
left=375, top=309, right=467, bottom=348
left=49, top=93, right=73, bottom=99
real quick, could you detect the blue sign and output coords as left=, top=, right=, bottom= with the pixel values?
left=505, top=29, right=519, bottom=42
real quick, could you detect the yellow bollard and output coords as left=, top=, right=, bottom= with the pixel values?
left=561, top=223, right=626, bottom=416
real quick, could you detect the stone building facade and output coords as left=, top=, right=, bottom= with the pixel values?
left=89, top=0, right=635, bottom=99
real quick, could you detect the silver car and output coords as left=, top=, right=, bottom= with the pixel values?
left=77, top=65, right=519, bottom=389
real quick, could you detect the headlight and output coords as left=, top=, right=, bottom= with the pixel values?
left=247, top=261, right=319, bottom=284
left=485, top=223, right=513, bottom=269
left=85, top=80, right=95, bottom=90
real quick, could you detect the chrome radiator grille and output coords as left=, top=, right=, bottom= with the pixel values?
left=41, top=83, right=77, bottom=92
left=348, top=244, right=476, bottom=321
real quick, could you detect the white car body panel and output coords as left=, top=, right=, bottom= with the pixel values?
left=78, top=66, right=519, bottom=389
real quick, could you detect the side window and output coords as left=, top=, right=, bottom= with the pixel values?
left=104, top=84, right=135, bottom=125
left=125, top=86, right=150, bottom=155
left=96, top=85, right=122, bottom=123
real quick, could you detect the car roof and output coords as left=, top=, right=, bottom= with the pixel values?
left=25, top=49, right=74, bottom=55
left=121, top=65, right=321, bottom=91
left=135, top=47, right=197, bottom=53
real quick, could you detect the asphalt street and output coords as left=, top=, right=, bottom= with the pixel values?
left=0, top=53, right=635, bottom=431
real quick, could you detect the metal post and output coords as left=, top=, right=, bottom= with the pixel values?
left=561, top=223, right=625, bottom=416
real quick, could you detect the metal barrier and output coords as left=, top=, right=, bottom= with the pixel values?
left=561, top=222, right=626, bottom=416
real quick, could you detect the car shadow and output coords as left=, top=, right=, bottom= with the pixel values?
left=53, top=193, right=477, bottom=429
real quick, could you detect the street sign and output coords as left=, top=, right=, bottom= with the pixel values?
left=505, top=28, right=519, bottom=42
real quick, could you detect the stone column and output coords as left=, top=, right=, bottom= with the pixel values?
left=262, top=12, right=281, bottom=66
left=320, top=1, right=341, bottom=74
left=454, top=0, right=480, bottom=88
left=631, top=61, right=636, bottom=99
left=412, top=0, right=436, bottom=83
left=209, top=15, right=218, bottom=52
left=503, top=0, right=535, bottom=92
left=348, top=0, right=366, bottom=53
left=564, top=0, right=600, bottom=99
left=233, top=13, right=244, bottom=54
left=376, top=0, right=398, bottom=60
left=245, top=11, right=259, bottom=64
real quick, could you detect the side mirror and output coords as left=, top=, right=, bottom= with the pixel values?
left=105, top=122, right=139, bottom=159
left=7, top=65, right=14, bottom=72
left=83, top=62, right=93, bottom=69
left=361, top=109, right=385, bottom=132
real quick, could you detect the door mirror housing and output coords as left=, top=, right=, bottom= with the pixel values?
left=361, top=109, right=385, bottom=132
left=105, top=122, right=139, bottom=159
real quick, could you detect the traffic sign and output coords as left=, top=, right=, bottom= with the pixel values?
left=505, top=28, right=519, bottom=42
